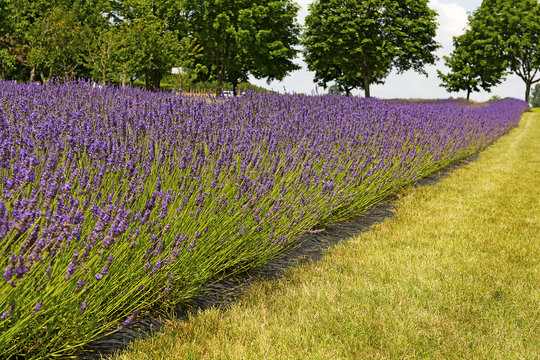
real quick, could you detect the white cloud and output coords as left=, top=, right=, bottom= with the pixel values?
left=430, top=0, right=468, bottom=54
left=249, top=0, right=526, bottom=101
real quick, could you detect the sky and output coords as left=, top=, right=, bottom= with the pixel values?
left=248, top=0, right=526, bottom=102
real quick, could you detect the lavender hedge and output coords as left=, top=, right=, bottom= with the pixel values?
left=0, top=80, right=528, bottom=358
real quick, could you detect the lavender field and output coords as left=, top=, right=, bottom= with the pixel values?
left=0, top=80, right=529, bottom=358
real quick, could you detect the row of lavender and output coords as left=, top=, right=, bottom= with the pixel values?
left=0, top=80, right=528, bottom=358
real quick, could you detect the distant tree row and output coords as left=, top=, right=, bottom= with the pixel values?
left=303, top=0, right=440, bottom=98
left=438, top=0, right=540, bottom=103
left=0, top=0, right=301, bottom=95
left=0, top=0, right=444, bottom=97
left=4, top=1, right=535, bottom=101
left=532, top=84, right=540, bottom=108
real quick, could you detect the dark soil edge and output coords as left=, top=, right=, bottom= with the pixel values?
left=80, top=153, right=479, bottom=359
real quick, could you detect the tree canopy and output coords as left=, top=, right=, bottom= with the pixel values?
left=302, top=0, right=440, bottom=97
left=441, top=0, right=540, bottom=102
left=438, top=30, right=505, bottom=100
left=2, top=0, right=535, bottom=99
left=0, top=0, right=300, bottom=92
left=531, top=84, right=540, bottom=108
left=184, top=0, right=300, bottom=95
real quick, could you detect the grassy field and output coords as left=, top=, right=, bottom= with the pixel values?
left=113, top=111, right=540, bottom=360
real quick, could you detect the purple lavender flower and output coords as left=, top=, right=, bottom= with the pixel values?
left=80, top=299, right=88, bottom=314
left=0, top=79, right=528, bottom=358
left=32, top=301, right=42, bottom=315
left=1, top=302, right=15, bottom=320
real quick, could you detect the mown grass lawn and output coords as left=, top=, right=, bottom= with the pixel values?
left=113, top=111, right=540, bottom=360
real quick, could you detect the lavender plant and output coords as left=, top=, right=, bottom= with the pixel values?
left=0, top=80, right=528, bottom=358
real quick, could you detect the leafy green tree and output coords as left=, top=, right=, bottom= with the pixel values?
left=438, top=30, right=505, bottom=100
left=327, top=84, right=345, bottom=95
left=466, top=0, right=540, bottom=103
left=109, top=24, right=144, bottom=87
left=0, top=0, right=15, bottom=78
left=531, top=84, right=540, bottom=108
left=0, top=0, right=8, bottom=31
left=303, top=0, right=439, bottom=97
left=111, top=1, right=184, bottom=89
left=184, top=0, right=300, bottom=95
left=84, top=28, right=124, bottom=85
left=0, top=48, right=14, bottom=78
left=126, top=16, right=181, bottom=90
left=3, top=0, right=111, bottom=81
left=25, top=6, right=90, bottom=81
left=0, top=5, right=15, bottom=79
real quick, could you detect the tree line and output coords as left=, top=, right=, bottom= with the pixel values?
left=0, top=0, right=301, bottom=95
left=438, top=0, right=540, bottom=103
left=0, top=0, right=538, bottom=101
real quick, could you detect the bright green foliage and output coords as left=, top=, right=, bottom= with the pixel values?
left=0, top=49, right=14, bottom=78
left=2, top=0, right=111, bottom=81
left=438, top=30, right=505, bottom=99
left=497, top=0, right=540, bottom=103
left=327, top=84, right=345, bottom=95
left=0, top=1, right=15, bottom=79
left=26, top=6, right=90, bottom=80
left=462, top=0, right=540, bottom=103
left=108, top=1, right=183, bottom=89
left=184, top=0, right=300, bottom=95
left=531, top=84, right=540, bottom=108
left=1, top=0, right=295, bottom=92
left=84, top=29, right=124, bottom=85
left=302, top=0, right=439, bottom=97
left=125, top=16, right=180, bottom=90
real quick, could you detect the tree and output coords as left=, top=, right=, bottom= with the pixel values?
left=25, top=6, right=90, bottom=81
left=184, top=0, right=301, bottom=95
left=438, top=30, right=505, bottom=99
left=327, top=84, right=345, bottom=95
left=302, top=0, right=439, bottom=97
left=111, top=1, right=184, bottom=90
left=3, top=0, right=111, bottom=81
left=531, top=84, right=540, bottom=108
left=466, top=0, right=540, bottom=103
left=84, top=28, right=124, bottom=85
left=125, top=16, right=181, bottom=90
left=0, top=0, right=15, bottom=78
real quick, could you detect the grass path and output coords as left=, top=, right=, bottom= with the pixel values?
left=114, top=111, right=540, bottom=360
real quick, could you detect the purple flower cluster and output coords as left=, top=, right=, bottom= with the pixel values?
left=0, top=79, right=528, bottom=357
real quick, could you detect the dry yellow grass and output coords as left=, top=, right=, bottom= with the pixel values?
left=113, top=111, right=540, bottom=360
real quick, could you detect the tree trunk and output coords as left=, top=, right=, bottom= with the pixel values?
left=145, top=69, right=161, bottom=91
left=232, top=80, right=238, bottom=96
left=121, top=70, right=126, bottom=88
left=145, top=70, right=151, bottom=90
left=466, top=88, right=471, bottom=100
left=525, top=81, right=531, bottom=104
left=345, top=88, right=351, bottom=96
left=363, top=78, right=371, bottom=98
left=30, top=67, right=35, bottom=82
left=152, top=72, right=161, bottom=90
left=217, top=65, right=224, bottom=96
